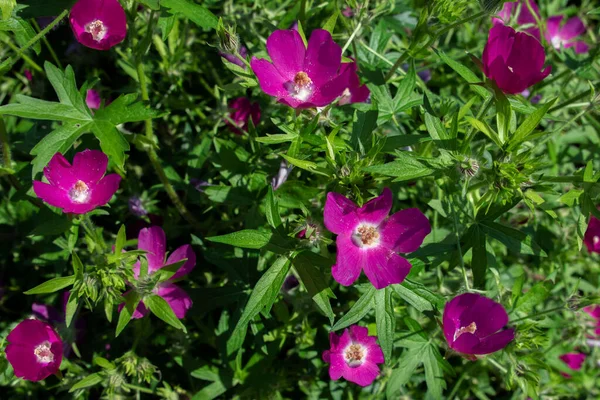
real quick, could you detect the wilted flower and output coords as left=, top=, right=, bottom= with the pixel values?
left=251, top=29, right=367, bottom=108
left=482, top=24, right=551, bottom=95
left=271, top=161, right=293, bottom=190
left=86, top=89, right=101, bottom=110
left=560, top=352, right=586, bottom=376
left=584, top=216, right=600, bottom=253
left=546, top=16, right=589, bottom=54
left=128, top=196, right=147, bottom=217
left=220, top=46, right=248, bottom=69
left=6, top=319, right=63, bottom=381
left=33, top=149, right=121, bottom=214
left=443, top=293, right=515, bottom=358
left=69, top=0, right=127, bottom=51
left=120, top=226, right=196, bottom=319
left=494, top=0, right=540, bottom=40
left=322, top=325, right=384, bottom=387
left=323, top=188, right=431, bottom=289
left=227, top=97, right=260, bottom=134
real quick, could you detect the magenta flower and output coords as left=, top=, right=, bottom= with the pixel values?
left=560, top=352, right=586, bottom=371
left=337, top=62, right=370, bottom=106
left=220, top=46, right=248, bottom=69
left=120, top=226, right=196, bottom=319
left=69, top=0, right=127, bottom=51
left=24, top=69, right=33, bottom=82
left=482, top=24, right=551, bottom=95
left=583, top=305, right=600, bottom=337
left=322, top=325, right=384, bottom=387
left=33, top=150, right=121, bottom=214
left=546, top=16, right=589, bottom=54
left=584, top=216, right=600, bottom=253
left=86, top=89, right=101, bottom=110
left=443, top=293, right=515, bottom=358
left=6, top=319, right=63, bottom=381
left=251, top=29, right=366, bottom=108
left=323, top=188, right=430, bottom=289
left=494, top=0, right=541, bottom=40
left=227, top=97, right=260, bottom=134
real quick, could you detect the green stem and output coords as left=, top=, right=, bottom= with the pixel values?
left=0, top=116, right=12, bottom=169
left=123, top=383, right=155, bottom=394
left=5, top=41, right=44, bottom=73
left=82, top=214, right=106, bottom=253
left=2, top=10, right=68, bottom=69
left=136, top=60, right=202, bottom=229
left=510, top=305, right=566, bottom=324
left=449, top=193, right=470, bottom=291
left=460, top=96, right=493, bottom=153
left=31, top=19, right=63, bottom=69
left=549, top=89, right=593, bottom=113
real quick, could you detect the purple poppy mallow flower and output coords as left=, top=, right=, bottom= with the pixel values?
left=6, top=319, right=63, bottom=382
left=443, top=293, right=515, bottom=359
left=220, top=45, right=248, bottom=69
left=342, top=6, right=354, bottom=18
left=271, top=161, right=293, bottom=191
left=521, top=89, right=542, bottom=104
left=227, top=97, right=261, bottom=134
left=323, top=188, right=431, bottom=289
left=322, top=325, right=384, bottom=387
left=128, top=196, right=147, bottom=217
left=482, top=24, right=551, bottom=95
left=493, top=0, right=541, bottom=40
left=24, top=70, right=33, bottom=82
left=69, top=0, right=127, bottom=51
left=119, top=226, right=196, bottom=319
left=337, top=62, right=370, bottom=106
left=584, top=216, right=600, bottom=253
left=251, top=29, right=367, bottom=109
left=33, top=150, right=121, bottom=214
left=86, top=89, right=101, bottom=110
left=546, top=16, right=589, bottom=54
left=560, top=352, right=586, bottom=375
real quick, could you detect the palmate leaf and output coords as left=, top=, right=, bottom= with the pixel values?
left=0, top=62, right=161, bottom=177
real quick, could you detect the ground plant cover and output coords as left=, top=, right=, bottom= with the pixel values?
left=0, top=0, right=599, bottom=398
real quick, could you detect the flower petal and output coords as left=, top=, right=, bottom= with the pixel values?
left=559, top=16, right=585, bottom=41
left=138, top=226, right=167, bottom=272
left=362, top=247, right=411, bottom=289
left=72, top=149, right=108, bottom=184
left=89, top=174, right=121, bottom=208
left=156, top=283, right=193, bottom=319
left=342, top=360, right=380, bottom=387
left=6, top=344, right=45, bottom=381
left=33, top=181, right=73, bottom=210
left=328, top=353, right=346, bottom=380
left=357, top=188, right=393, bottom=226
left=451, top=331, right=480, bottom=354
left=165, top=244, right=196, bottom=280
left=266, top=29, right=306, bottom=81
left=459, top=295, right=509, bottom=338
left=324, top=192, right=359, bottom=234
left=379, top=208, right=431, bottom=253
left=303, top=29, right=342, bottom=86
left=44, top=153, right=76, bottom=190
left=332, top=234, right=363, bottom=286
left=472, top=328, right=515, bottom=354
left=545, top=15, right=563, bottom=42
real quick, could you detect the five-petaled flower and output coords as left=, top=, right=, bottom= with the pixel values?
left=6, top=319, right=63, bottom=381
left=482, top=24, right=551, bottom=95
left=119, top=226, right=196, bottom=319
left=322, top=325, right=384, bottom=387
left=443, top=293, right=515, bottom=359
left=546, top=16, right=589, bottom=54
left=560, top=352, right=586, bottom=377
left=69, top=0, right=127, bottom=51
left=227, top=97, right=261, bottom=134
left=33, top=149, right=121, bottom=214
left=323, top=188, right=430, bottom=289
left=251, top=29, right=369, bottom=108
left=583, top=216, right=600, bottom=254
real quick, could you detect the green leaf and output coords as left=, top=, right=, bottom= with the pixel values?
left=514, top=281, right=551, bottom=315
left=114, top=225, right=126, bottom=255
left=65, top=290, right=78, bottom=328
left=332, top=286, right=376, bottom=331
left=0, top=0, right=16, bottom=19
left=206, top=229, right=272, bottom=249
left=24, top=275, right=75, bottom=295
left=146, top=294, right=187, bottom=332
left=264, top=187, right=282, bottom=229
left=465, top=116, right=502, bottom=148
left=322, top=11, right=338, bottom=33
left=255, top=133, right=298, bottom=144
left=424, top=112, right=455, bottom=150
left=386, top=347, right=422, bottom=397
left=480, top=221, right=547, bottom=257
left=395, top=62, right=417, bottom=108
left=0, top=17, right=41, bottom=54
left=153, top=259, right=187, bottom=282
left=364, top=151, right=435, bottom=181
left=293, top=252, right=335, bottom=325
left=115, top=291, right=141, bottom=337
left=559, top=189, right=584, bottom=207
left=72, top=252, right=84, bottom=280
left=508, top=99, right=557, bottom=151
left=433, top=48, right=489, bottom=98
left=137, top=0, right=160, bottom=10
left=161, top=0, right=218, bottom=29
left=280, top=154, right=329, bottom=176
left=375, top=287, right=395, bottom=363
left=471, top=225, right=488, bottom=288
left=351, top=109, right=378, bottom=155
left=69, top=372, right=104, bottom=392
left=227, top=256, right=290, bottom=354
left=94, top=356, right=116, bottom=370
left=392, top=280, right=442, bottom=313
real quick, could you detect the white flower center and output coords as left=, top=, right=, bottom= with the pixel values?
left=286, top=71, right=314, bottom=101
left=352, top=224, right=380, bottom=248
left=69, top=180, right=90, bottom=203
left=593, top=236, right=599, bottom=245
left=551, top=36, right=563, bottom=49
left=453, top=321, right=477, bottom=341
left=85, top=20, right=107, bottom=42
left=338, top=88, right=352, bottom=105
left=34, top=341, right=54, bottom=363
left=344, top=343, right=366, bottom=367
